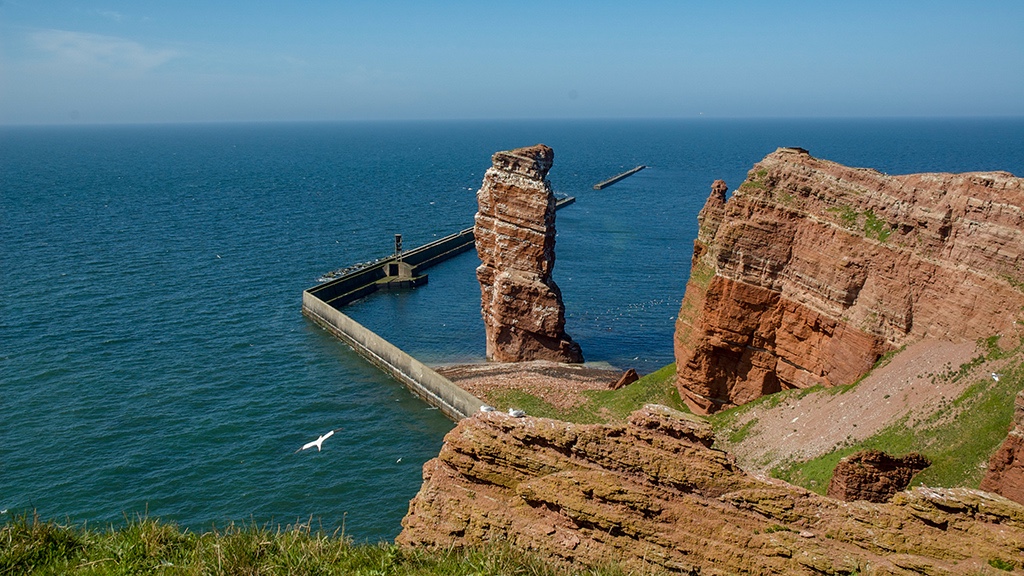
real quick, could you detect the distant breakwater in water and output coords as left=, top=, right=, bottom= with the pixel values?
left=2, top=119, right=1022, bottom=541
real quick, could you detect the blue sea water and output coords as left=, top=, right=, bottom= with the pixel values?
left=2, top=118, right=1022, bottom=541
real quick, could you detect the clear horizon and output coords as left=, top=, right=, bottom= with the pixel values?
left=2, top=1, right=1023, bottom=125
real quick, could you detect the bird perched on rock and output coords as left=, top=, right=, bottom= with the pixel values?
left=508, top=408, right=526, bottom=418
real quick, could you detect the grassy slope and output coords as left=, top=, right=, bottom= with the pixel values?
left=487, top=337, right=1023, bottom=496
left=0, top=514, right=628, bottom=576
left=766, top=339, right=1024, bottom=494
left=488, top=363, right=686, bottom=425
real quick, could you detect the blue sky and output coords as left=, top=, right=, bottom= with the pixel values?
left=1, top=1, right=1022, bottom=124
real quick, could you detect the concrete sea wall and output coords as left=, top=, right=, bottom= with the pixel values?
left=302, top=291, right=484, bottom=421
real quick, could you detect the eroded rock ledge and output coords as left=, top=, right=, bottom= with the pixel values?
left=474, top=144, right=583, bottom=363
left=675, top=148, right=1024, bottom=413
left=398, top=405, right=1024, bottom=575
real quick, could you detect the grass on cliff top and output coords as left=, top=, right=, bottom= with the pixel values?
left=489, top=364, right=687, bottom=424
left=0, top=513, right=631, bottom=576
left=771, top=339, right=1024, bottom=495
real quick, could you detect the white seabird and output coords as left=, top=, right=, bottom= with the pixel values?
left=992, top=373, right=1002, bottom=382
left=508, top=408, right=526, bottom=418
left=480, top=405, right=496, bottom=412
left=296, top=429, right=337, bottom=453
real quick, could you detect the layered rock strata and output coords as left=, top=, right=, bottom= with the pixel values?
left=475, top=144, right=583, bottom=363
left=826, top=450, right=930, bottom=503
left=398, top=405, right=1024, bottom=575
left=981, top=389, right=1024, bottom=505
left=675, top=149, right=1024, bottom=413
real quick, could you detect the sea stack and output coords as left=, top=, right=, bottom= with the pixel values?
left=474, top=144, right=583, bottom=363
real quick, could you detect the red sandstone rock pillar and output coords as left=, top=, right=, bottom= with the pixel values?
left=474, top=144, right=583, bottom=363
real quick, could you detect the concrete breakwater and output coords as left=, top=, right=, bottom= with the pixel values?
left=302, top=292, right=483, bottom=420
left=302, top=195, right=576, bottom=421
left=593, top=165, right=646, bottom=189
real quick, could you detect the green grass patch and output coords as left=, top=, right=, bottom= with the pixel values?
left=863, top=209, right=892, bottom=242
left=0, top=513, right=627, bottom=576
left=826, top=205, right=859, bottom=229
left=687, top=260, right=715, bottom=289
left=492, top=364, right=688, bottom=425
left=989, top=556, right=1018, bottom=571
left=581, top=364, right=688, bottom=422
left=771, top=354, right=1024, bottom=494
left=738, top=168, right=770, bottom=192
left=1000, top=273, right=1024, bottom=294
left=981, top=334, right=1021, bottom=361
left=728, top=417, right=759, bottom=443
left=824, top=206, right=893, bottom=242
left=775, top=191, right=795, bottom=205
left=489, top=388, right=572, bottom=421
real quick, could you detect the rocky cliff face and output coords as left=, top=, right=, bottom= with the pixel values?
left=675, top=148, right=1024, bottom=413
left=981, top=390, right=1024, bottom=505
left=398, top=405, right=1024, bottom=575
left=827, top=450, right=930, bottom=503
left=475, top=144, right=583, bottom=363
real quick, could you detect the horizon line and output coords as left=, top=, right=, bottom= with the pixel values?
left=3, top=114, right=1024, bottom=129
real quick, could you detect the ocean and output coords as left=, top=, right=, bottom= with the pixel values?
left=3, top=118, right=1022, bottom=541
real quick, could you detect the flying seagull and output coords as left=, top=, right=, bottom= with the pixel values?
left=992, top=373, right=1002, bottom=382
left=296, top=429, right=338, bottom=453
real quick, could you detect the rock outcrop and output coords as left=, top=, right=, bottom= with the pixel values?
left=475, top=144, right=583, bottom=363
left=675, top=148, right=1024, bottom=413
left=610, top=368, right=639, bottom=390
left=398, top=405, right=1024, bottom=575
left=827, top=450, right=930, bottom=503
left=981, top=389, right=1024, bottom=505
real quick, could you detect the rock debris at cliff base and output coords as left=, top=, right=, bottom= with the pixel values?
left=435, top=361, right=622, bottom=412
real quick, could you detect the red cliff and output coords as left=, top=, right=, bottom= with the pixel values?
left=675, top=148, right=1024, bottom=413
left=981, top=390, right=1024, bottom=505
left=398, top=406, right=1024, bottom=575
left=475, top=144, right=583, bottom=363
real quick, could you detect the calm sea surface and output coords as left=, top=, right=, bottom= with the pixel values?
left=2, top=119, right=1022, bottom=540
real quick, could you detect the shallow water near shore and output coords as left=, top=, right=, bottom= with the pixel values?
left=2, top=118, right=1022, bottom=541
